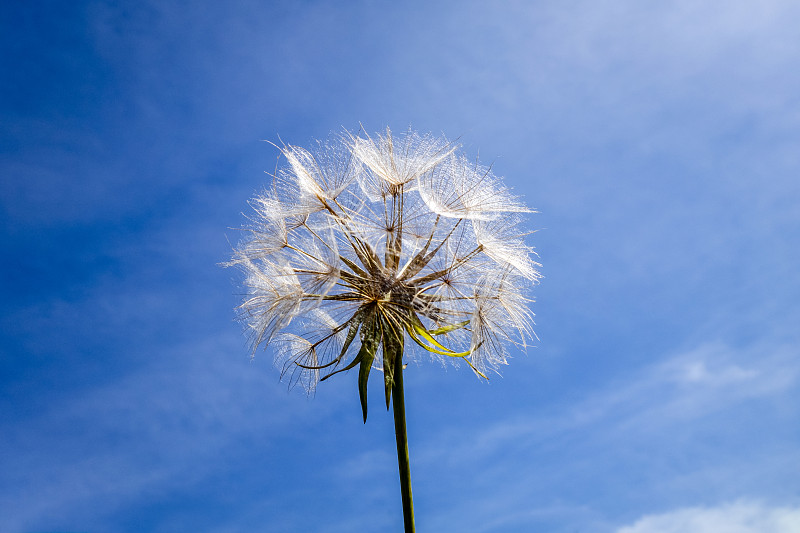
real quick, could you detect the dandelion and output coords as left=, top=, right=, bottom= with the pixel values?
left=227, top=127, right=540, bottom=532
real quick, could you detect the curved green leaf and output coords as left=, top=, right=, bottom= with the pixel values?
left=429, top=320, right=470, bottom=336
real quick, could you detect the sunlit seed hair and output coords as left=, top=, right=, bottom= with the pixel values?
left=228, top=127, right=541, bottom=398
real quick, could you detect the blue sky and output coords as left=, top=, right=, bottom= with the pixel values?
left=2, top=1, right=799, bottom=532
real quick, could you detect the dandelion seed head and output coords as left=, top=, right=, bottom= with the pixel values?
left=229, top=127, right=540, bottom=393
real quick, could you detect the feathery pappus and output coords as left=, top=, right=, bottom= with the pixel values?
left=228, top=127, right=541, bottom=421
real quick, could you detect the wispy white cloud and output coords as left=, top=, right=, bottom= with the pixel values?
left=422, top=340, right=799, bottom=465
left=0, top=330, right=336, bottom=531
left=411, top=340, right=800, bottom=531
left=618, top=342, right=799, bottom=427
left=617, top=500, right=800, bottom=533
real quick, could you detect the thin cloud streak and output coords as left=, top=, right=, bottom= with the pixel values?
left=617, top=500, right=800, bottom=533
left=422, top=340, right=799, bottom=465
left=0, top=332, right=306, bottom=531
left=410, top=340, right=800, bottom=530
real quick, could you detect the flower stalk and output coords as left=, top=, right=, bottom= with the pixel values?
left=392, top=356, right=415, bottom=532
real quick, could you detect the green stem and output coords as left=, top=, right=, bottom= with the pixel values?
left=392, top=358, right=415, bottom=532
